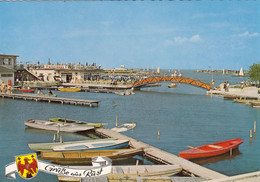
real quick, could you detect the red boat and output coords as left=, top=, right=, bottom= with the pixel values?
left=19, top=89, right=35, bottom=93
left=179, top=139, right=243, bottom=160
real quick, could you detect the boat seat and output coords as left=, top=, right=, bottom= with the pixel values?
left=81, top=176, right=108, bottom=182
left=208, top=145, right=222, bottom=149
left=115, top=166, right=124, bottom=174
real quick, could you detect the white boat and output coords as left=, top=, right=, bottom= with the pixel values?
left=232, top=67, right=246, bottom=77
left=111, top=123, right=136, bottom=133
left=58, top=164, right=182, bottom=182
left=25, top=119, right=94, bottom=133
left=52, top=139, right=129, bottom=151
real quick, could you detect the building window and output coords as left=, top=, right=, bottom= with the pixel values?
left=1, top=74, right=13, bottom=77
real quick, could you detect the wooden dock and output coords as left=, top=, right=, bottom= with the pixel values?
left=96, top=128, right=228, bottom=180
left=0, top=93, right=100, bottom=107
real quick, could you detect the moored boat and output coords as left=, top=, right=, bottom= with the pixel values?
left=179, top=139, right=243, bottom=159
left=28, top=138, right=117, bottom=152
left=111, top=123, right=136, bottom=133
left=52, top=139, right=129, bottom=151
left=168, top=83, right=178, bottom=88
left=25, top=119, right=94, bottom=133
left=19, top=88, right=35, bottom=93
left=39, top=148, right=144, bottom=164
left=49, top=117, right=107, bottom=128
left=58, top=164, right=182, bottom=182
left=58, top=88, right=81, bottom=92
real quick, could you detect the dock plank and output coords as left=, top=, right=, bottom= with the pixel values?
left=0, top=93, right=100, bottom=107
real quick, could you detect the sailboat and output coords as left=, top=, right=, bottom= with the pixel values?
left=223, top=69, right=227, bottom=77
left=232, top=67, right=247, bottom=77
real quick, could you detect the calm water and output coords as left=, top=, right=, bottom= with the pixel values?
left=1, top=70, right=260, bottom=182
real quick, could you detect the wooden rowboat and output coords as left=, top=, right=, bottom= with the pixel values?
left=25, top=119, right=94, bottom=133
left=58, top=164, right=182, bottom=182
left=58, top=88, right=81, bottom=92
left=52, top=139, right=129, bottom=152
left=49, top=117, right=107, bottom=128
left=19, top=88, right=35, bottom=93
left=39, top=148, right=144, bottom=164
left=28, top=138, right=117, bottom=152
left=179, top=139, right=243, bottom=160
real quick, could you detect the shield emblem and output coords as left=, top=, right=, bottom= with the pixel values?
left=15, top=153, right=38, bottom=179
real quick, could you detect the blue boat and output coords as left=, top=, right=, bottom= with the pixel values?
left=51, top=139, right=129, bottom=151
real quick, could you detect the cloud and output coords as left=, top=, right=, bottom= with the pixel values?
left=165, top=34, right=201, bottom=45
left=237, top=31, right=259, bottom=37
left=190, top=35, right=201, bottom=42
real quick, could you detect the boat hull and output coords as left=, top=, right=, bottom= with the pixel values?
left=52, top=139, right=129, bottom=151
left=179, top=139, right=243, bottom=160
left=25, top=119, right=94, bottom=133
left=58, top=88, right=81, bottom=92
left=39, top=148, right=143, bottom=164
left=19, top=89, right=35, bottom=93
left=57, top=164, right=182, bottom=182
left=28, top=138, right=117, bottom=152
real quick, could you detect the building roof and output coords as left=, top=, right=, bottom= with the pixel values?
left=0, top=54, right=19, bottom=58
left=0, top=65, right=14, bottom=72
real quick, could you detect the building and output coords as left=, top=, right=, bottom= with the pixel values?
left=28, top=63, right=103, bottom=83
left=0, top=54, right=18, bottom=85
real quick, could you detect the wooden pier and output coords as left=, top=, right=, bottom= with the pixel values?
left=0, top=93, right=100, bottom=107
left=96, top=128, right=228, bottom=180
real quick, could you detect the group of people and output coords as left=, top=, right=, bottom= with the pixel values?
left=223, top=81, right=229, bottom=92
left=171, top=71, right=182, bottom=78
left=1, top=82, right=12, bottom=94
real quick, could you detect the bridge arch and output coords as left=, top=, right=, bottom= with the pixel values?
left=132, top=77, right=213, bottom=90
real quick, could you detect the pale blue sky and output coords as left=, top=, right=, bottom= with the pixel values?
left=0, top=2, right=259, bottom=70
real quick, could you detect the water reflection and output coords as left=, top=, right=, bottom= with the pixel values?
left=191, top=149, right=242, bottom=165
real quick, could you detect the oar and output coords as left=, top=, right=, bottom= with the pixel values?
left=187, top=145, right=204, bottom=151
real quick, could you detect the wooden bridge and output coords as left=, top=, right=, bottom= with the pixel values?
left=132, top=77, right=213, bottom=90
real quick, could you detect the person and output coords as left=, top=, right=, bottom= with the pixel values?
left=37, top=89, right=43, bottom=95
left=1, top=82, right=6, bottom=93
left=7, top=85, right=12, bottom=94
left=226, top=81, right=229, bottom=92
left=48, top=90, right=53, bottom=95
left=241, top=80, right=245, bottom=89
left=223, top=82, right=226, bottom=91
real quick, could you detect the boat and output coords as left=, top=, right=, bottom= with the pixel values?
left=49, top=117, right=107, bottom=128
left=39, top=148, right=144, bottom=164
left=248, top=100, right=260, bottom=107
left=168, top=83, right=178, bottom=88
left=25, top=119, right=94, bottom=133
left=232, top=67, right=247, bottom=77
left=58, top=164, right=182, bottom=182
left=28, top=138, right=117, bottom=152
left=52, top=139, right=129, bottom=152
left=179, top=139, right=243, bottom=160
left=58, top=88, right=81, bottom=92
left=111, top=123, right=136, bottom=133
left=19, top=88, right=35, bottom=93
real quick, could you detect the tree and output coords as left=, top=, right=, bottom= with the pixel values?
left=249, top=63, right=260, bottom=85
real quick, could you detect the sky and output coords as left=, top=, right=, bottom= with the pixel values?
left=0, top=2, right=259, bottom=70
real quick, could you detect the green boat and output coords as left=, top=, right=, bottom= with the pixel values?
left=49, top=117, right=107, bottom=128
left=28, top=138, right=117, bottom=152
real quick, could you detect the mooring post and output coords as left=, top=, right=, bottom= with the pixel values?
left=57, top=125, right=60, bottom=138
left=53, top=134, right=56, bottom=143
left=230, top=148, right=232, bottom=156
left=116, top=115, right=118, bottom=128
left=250, top=130, right=253, bottom=138
left=254, top=120, right=256, bottom=133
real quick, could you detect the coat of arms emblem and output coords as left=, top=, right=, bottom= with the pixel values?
left=15, top=153, right=38, bottom=179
